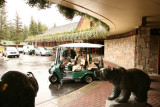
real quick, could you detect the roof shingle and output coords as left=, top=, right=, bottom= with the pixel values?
left=43, top=22, right=79, bottom=34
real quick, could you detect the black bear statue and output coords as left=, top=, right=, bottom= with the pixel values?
left=94, top=67, right=151, bottom=103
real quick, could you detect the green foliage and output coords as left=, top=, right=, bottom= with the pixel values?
left=37, top=21, right=48, bottom=34
left=7, top=22, right=15, bottom=41
left=1, top=0, right=53, bottom=9
left=13, top=12, right=23, bottom=44
left=29, top=17, right=48, bottom=36
left=0, top=3, right=48, bottom=43
left=0, top=0, right=52, bottom=9
left=26, top=0, right=110, bottom=31
left=0, top=0, right=109, bottom=31
left=22, top=25, right=29, bottom=40
left=56, top=5, right=77, bottom=20
left=56, top=5, right=109, bottom=31
left=26, top=0, right=53, bottom=9
left=41, top=24, right=48, bottom=33
left=37, top=20, right=42, bottom=34
left=26, top=26, right=108, bottom=42
left=29, top=16, right=38, bottom=36
left=0, top=7, right=8, bottom=40
left=0, top=0, right=109, bottom=43
left=0, top=0, right=5, bottom=8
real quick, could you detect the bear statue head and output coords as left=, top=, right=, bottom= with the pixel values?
left=94, top=67, right=113, bottom=81
left=94, top=67, right=123, bottom=84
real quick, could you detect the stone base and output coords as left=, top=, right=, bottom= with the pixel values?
left=106, top=95, right=149, bottom=107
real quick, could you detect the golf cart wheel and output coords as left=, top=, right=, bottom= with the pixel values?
left=49, top=74, right=59, bottom=83
left=83, top=75, right=93, bottom=84
left=48, top=68, right=52, bottom=74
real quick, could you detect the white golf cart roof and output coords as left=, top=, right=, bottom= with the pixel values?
left=59, top=43, right=104, bottom=48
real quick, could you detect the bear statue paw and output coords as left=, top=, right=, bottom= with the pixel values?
left=135, top=97, right=147, bottom=103
left=108, top=96, right=116, bottom=100
left=115, top=98, right=127, bottom=103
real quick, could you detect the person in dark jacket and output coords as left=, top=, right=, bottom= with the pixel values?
left=62, top=48, right=76, bottom=59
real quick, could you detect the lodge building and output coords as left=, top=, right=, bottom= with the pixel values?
left=25, top=16, right=160, bottom=75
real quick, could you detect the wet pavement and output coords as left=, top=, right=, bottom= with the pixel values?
left=0, top=54, right=86, bottom=105
left=35, top=75, right=160, bottom=107
left=1, top=55, right=160, bottom=107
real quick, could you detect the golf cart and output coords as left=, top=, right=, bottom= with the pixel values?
left=48, top=43, right=104, bottom=84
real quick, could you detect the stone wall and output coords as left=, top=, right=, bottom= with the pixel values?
left=104, top=27, right=159, bottom=73
left=104, top=36, right=136, bottom=68
left=136, top=27, right=159, bottom=73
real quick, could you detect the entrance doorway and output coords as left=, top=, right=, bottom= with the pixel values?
left=158, top=36, right=160, bottom=75
left=88, top=39, right=104, bottom=55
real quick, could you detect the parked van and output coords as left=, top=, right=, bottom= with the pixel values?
left=23, top=45, right=36, bottom=55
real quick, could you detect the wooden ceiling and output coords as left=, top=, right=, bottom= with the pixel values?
left=48, top=0, right=160, bottom=36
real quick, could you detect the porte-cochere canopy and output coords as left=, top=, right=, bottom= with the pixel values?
left=49, top=0, right=160, bottom=35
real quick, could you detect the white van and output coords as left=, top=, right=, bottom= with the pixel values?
left=23, top=45, right=36, bottom=55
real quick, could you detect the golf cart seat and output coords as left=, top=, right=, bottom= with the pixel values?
left=86, top=62, right=98, bottom=71
left=62, top=58, right=70, bottom=66
left=67, top=55, right=80, bottom=65
left=80, top=58, right=89, bottom=69
left=72, top=65, right=83, bottom=72
left=67, top=62, right=74, bottom=71
left=91, top=57, right=104, bottom=68
left=80, top=58, right=86, bottom=66
left=67, top=55, right=80, bottom=71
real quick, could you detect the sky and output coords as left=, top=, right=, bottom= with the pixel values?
left=5, top=0, right=80, bottom=28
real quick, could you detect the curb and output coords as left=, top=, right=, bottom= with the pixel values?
left=36, top=81, right=103, bottom=107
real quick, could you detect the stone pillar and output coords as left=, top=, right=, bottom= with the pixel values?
left=135, top=26, right=158, bottom=73
left=135, top=27, right=150, bottom=72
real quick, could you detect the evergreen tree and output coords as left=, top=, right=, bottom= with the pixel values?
left=22, top=25, right=29, bottom=40
left=29, top=16, right=38, bottom=36
left=13, top=12, right=23, bottom=44
left=7, top=21, right=15, bottom=41
left=37, top=21, right=48, bottom=34
left=37, top=20, right=42, bottom=34
left=0, top=7, right=8, bottom=40
left=29, top=18, right=48, bottom=36
left=41, top=24, right=48, bottom=33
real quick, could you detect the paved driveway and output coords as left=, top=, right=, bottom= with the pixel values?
left=0, top=54, right=85, bottom=105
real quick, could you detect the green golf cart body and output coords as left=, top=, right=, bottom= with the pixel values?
left=48, top=43, right=104, bottom=84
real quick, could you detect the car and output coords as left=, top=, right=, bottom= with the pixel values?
left=35, top=47, right=52, bottom=56
left=48, top=49, right=53, bottom=55
left=17, top=47, right=23, bottom=53
left=2, top=47, right=20, bottom=58
left=23, top=45, right=36, bottom=55
left=48, top=43, right=104, bottom=84
left=0, top=52, right=2, bottom=60
left=0, top=51, right=2, bottom=57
